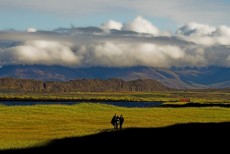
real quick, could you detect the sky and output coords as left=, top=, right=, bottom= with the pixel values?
left=1, top=0, right=230, bottom=31
left=0, top=0, right=230, bottom=68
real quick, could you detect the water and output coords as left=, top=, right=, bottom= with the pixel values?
left=0, top=101, right=162, bottom=108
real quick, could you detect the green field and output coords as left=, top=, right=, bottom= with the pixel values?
left=0, top=91, right=230, bottom=150
left=1, top=90, right=230, bottom=103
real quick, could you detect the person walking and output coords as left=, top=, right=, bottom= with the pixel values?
left=119, top=115, right=124, bottom=129
left=111, top=114, right=118, bottom=129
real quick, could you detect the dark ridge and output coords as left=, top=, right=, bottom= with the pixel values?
left=0, top=77, right=172, bottom=92
left=1, top=122, right=229, bottom=153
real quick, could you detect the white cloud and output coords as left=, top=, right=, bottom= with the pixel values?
left=101, top=20, right=122, bottom=31
left=101, top=16, right=160, bottom=35
left=26, top=27, right=37, bottom=32
left=3, top=40, right=81, bottom=65
left=176, top=23, right=230, bottom=46
left=214, top=25, right=230, bottom=37
left=78, top=42, right=184, bottom=67
left=122, top=16, right=159, bottom=35
left=176, top=23, right=215, bottom=36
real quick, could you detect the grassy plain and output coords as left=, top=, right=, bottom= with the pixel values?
left=1, top=90, right=230, bottom=103
left=0, top=91, right=230, bottom=150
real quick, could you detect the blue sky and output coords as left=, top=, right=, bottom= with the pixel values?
left=0, top=0, right=229, bottom=31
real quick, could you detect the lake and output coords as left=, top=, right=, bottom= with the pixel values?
left=0, top=101, right=162, bottom=108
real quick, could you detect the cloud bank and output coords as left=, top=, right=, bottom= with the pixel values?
left=1, top=16, right=230, bottom=68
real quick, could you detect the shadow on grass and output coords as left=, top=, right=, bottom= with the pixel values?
left=2, top=122, right=230, bottom=153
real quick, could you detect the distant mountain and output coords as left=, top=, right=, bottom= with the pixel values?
left=0, top=77, right=171, bottom=92
left=0, top=65, right=230, bottom=89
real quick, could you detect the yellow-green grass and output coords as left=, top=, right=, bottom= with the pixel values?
left=0, top=103, right=230, bottom=150
left=1, top=91, right=230, bottom=103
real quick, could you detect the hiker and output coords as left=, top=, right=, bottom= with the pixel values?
left=119, top=115, right=124, bottom=129
left=111, top=114, right=119, bottom=129
left=115, top=115, right=120, bottom=129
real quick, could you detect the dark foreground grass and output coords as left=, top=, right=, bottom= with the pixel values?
left=1, top=122, right=229, bottom=153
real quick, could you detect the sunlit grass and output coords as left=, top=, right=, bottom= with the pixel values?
left=0, top=103, right=230, bottom=150
left=1, top=91, right=230, bottom=103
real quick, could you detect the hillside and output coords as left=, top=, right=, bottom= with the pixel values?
left=1, top=65, right=230, bottom=89
left=0, top=77, right=171, bottom=92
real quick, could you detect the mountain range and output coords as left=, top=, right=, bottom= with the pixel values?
left=0, top=77, right=170, bottom=92
left=0, top=65, right=230, bottom=89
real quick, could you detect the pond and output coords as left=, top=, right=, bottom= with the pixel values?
left=0, top=101, right=163, bottom=108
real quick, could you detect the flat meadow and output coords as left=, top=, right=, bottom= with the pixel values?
left=0, top=91, right=230, bottom=150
